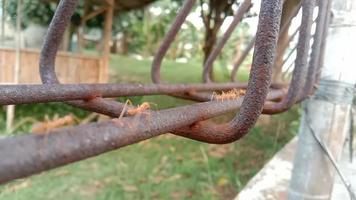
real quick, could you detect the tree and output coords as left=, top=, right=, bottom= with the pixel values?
left=200, top=0, right=234, bottom=62
left=199, top=0, right=253, bottom=81
left=6, top=0, right=158, bottom=51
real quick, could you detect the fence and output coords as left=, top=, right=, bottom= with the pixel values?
left=0, top=47, right=107, bottom=84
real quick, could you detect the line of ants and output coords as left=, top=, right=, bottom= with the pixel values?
left=114, top=88, right=246, bottom=123
left=211, top=88, right=246, bottom=101
left=31, top=88, right=247, bottom=134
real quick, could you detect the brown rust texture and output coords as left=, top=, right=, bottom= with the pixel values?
left=0, top=0, right=322, bottom=184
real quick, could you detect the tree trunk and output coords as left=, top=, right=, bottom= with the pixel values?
left=203, top=26, right=220, bottom=81
left=201, top=0, right=232, bottom=82
left=120, top=31, right=129, bottom=55
left=111, top=37, right=118, bottom=53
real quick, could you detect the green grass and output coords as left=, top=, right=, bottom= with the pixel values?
left=109, top=55, right=250, bottom=84
left=0, top=55, right=299, bottom=199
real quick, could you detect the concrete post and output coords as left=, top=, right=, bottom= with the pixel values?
left=288, top=0, right=356, bottom=199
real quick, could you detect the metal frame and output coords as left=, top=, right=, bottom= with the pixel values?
left=0, top=0, right=325, bottom=184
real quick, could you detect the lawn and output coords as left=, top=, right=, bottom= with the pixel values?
left=0, top=54, right=300, bottom=200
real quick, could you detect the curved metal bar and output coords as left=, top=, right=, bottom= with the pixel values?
left=202, top=0, right=252, bottom=83
left=34, top=0, right=287, bottom=149
left=302, top=0, right=329, bottom=97
left=150, top=0, right=257, bottom=102
left=315, top=0, right=331, bottom=84
left=282, top=42, right=298, bottom=68
left=0, top=88, right=287, bottom=184
left=230, top=2, right=301, bottom=82
left=39, top=0, right=127, bottom=117
left=281, top=44, right=297, bottom=69
left=151, top=0, right=196, bottom=84
left=149, top=0, right=289, bottom=103
left=230, top=36, right=255, bottom=82
left=173, top=0, right=284, bottom=144
left=0, top=82, right=252, bottom=105
left=0, top=0, right=316, bottom=184
left=262, top=0, right=316, bottom=115
left=150, top=0, right=212, bottom=102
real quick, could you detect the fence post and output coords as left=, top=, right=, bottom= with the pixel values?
left=6, top=0, right=22, bottom=132
left=100, top=0, right=114, bottom=83
left=288, top=0, right=356, bottom=199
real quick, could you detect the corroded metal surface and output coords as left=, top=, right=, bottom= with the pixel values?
left=263, top=0, right=316, bottom=114
left=0, top=0, right=321, bottom=184
left=202, top=0, right=252, bottom=83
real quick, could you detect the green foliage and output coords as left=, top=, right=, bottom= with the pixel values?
left=6, top=0, right=94, bottom=29
left=113, top=0, right=185, bottom=56
left=7, top=0, right=57, bottom=28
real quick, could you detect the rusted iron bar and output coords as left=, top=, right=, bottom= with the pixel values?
left=172, top=0, right=284, bottom=143
left=150, top=0, right=284, bottom=103
left=263, top=0, right=316, bottom=114
left=230, top=37, right=255, bottom=82
left=0, top=0, right=285, bottom=184
left=34, top=0, right=286, bottom=152
left=151, top=0, right=196, bottom=83
left=230, top=2, right=301, bottom=82
left=303, top=0, right=329, bottom=96
left=202, top=0, right=252, bottom=83
left=39, top=0, right=132, bottom=117
left=0, top=88, right=287, bottom=184
left=315, top=0, right=332, bottom=84
left=0, top=82, right=252, bottom=105
left=281, top=44, right=297, bottom=69
left=150, top=0, right=215, bottom=102
left=281, top=25, right=300, bottom=57
left=0, top=0, right=315, bottom=185
left=33, top=1, right=286, bottom=154
left=282, top=57, right=296, bottom=81
left=0, top=83, right=286, bottom=107
left=281, top=20, right=316, bottom=81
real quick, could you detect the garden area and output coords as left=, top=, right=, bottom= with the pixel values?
left=0, top=54, right=300, bottom=199
left=0, top=0, right=319, bottom=199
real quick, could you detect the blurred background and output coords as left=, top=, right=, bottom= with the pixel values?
left=0, top=0, right=303, bottom=199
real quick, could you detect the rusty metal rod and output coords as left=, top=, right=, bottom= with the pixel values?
left=262, top=0, right=316, bottom=114
left=150, top=0, right=213, bottom=102
left=35, top=0, right=285, bottom=149
left=315, top=0, right=331, bottom=84
left=173, top=0, right=284, bottom=143
left=302, top=0, right=329, bottom=97
left=230, top=2, right=301, bottom=82
left=39, top=0, right=129, bottom=117
left=0, top=0, right=313, bottom=184
left=0, top=82, right=253, bottom=105
left=202, top=0, right=252, bottom=83
left=0, top=88, right=286, bottom=184
left=151, top=0, right=196, bottom=84
left=230, top=37, right=255, bottom=82
left=281, top=44, right=297, bottom=69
